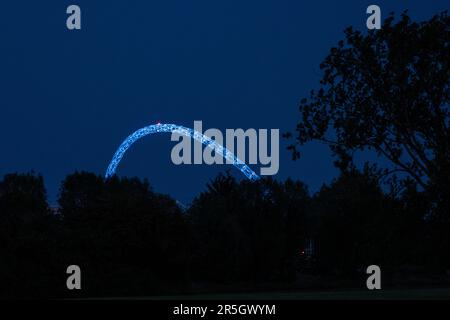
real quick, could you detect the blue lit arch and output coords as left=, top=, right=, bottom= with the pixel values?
left=105, top=123, right=260, bottom=181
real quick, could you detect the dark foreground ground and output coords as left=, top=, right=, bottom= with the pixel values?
left=93, top=288, right=450, bottom=300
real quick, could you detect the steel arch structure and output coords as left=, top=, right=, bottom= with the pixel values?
left=105, top=123, right=260, bottom=181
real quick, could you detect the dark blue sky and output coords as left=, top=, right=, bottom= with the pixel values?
left=0, top=1, right=448, bottom=204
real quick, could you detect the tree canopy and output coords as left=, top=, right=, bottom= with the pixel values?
left=286, top=11, right=450, bottom=217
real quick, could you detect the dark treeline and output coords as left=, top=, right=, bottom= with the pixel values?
left=0, top=169, right=448, bottom=298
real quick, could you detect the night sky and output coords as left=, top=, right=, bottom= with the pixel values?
left=0, top=1, right=448, bottom=205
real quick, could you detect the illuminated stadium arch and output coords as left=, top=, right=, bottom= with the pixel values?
left=105, top=123, right=260, bottom=181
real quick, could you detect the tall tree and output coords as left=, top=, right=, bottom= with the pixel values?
left=286, top=12, right=450, bottom=218
left=0, top=173, right=57, bottom=298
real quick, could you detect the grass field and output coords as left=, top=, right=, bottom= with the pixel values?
left=138, top=288, right=450, bottom=300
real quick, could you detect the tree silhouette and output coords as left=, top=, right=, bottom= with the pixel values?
left=310, top=168, right=406, bottom=276
left=0, top=173, right=58, bottom=298
left=58, top=172, right=190, bottom=297
left=286, top=11, right=450, bottom=219
left=188, top=173, right=309, bottom=284
left=0, top=168, right=447, bottom=297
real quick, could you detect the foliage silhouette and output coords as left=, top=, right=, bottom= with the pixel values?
left=0, top=169, right=448, bottom=298
left=187, top=172, right=309, bottom=284
left=286, top=11, right=450, bottom=271
left=286, top=11, right=450, bottom=220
